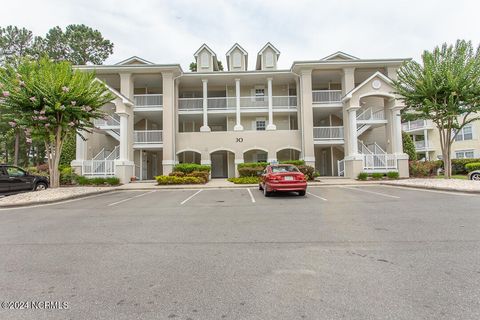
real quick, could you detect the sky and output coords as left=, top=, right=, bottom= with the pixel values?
left=1, top=0, right=479, bottom=70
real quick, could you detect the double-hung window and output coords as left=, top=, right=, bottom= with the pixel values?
left=455, top=150, right=474, bottom=159
left=455, top=125, right=473, bottom=141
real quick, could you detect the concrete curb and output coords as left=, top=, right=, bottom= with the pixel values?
left=0, top=189, right=117, bottom=209
left=381, top=182, right=480, bottom=194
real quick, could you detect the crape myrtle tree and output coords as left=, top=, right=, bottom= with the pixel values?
left=394, top=40, right=480, bottom=178
left=0, top=57, right=114, bottom=187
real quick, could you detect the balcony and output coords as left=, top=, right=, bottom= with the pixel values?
left=313, top=126, right=344, bottom=144
left=402, top=120, right=433, bottom=132
left=178, top=96, right=297, bottom=112
left=312, top=90, right=342, bottom=105
left=134, top=94, right=163, bottom=110
left=133, top=130, right=163, bottom=148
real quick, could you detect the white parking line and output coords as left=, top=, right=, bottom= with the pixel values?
left=180, top=189, right=203, bottom=205
left=340, top=186, right=400, bottom=199
left=382, top=184, right=476, bottom=196
left=247, top=188, right=256, bottom=203
left=306, top=191, right=328, bottom=201
left=107, top=190, right=156, bottom=207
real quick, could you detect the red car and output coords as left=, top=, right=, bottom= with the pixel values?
left=259, top=164, right=307, bottom=197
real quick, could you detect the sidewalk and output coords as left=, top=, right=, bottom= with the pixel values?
left=118, top=178, right=381, bottom=190
left=383, top=178, right=480, bottom=194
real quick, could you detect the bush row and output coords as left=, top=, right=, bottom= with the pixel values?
left=169, top=170, right=209, bottom=183
left=236, top=161, right=316, bottom=180
left=156, top=175, right=204, bottom=185
left=465, top=162, right=480, bottom=172
left=227, top=177, right=260, bottom=184
left=76, top=176, right=121, bottom=186
left=357, top=172, right=399, bottom=181
left=173, top=163, right=211, bottom=173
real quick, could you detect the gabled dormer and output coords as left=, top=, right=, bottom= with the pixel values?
left=226, top=43, right=248, bottom=71
left=256, top=42, right=280, bottom=70
left=194, top=44, right=219, bottom=72
left=321, top=51, right=359, bottom=61
left=115, top=56, right=154, bottom=65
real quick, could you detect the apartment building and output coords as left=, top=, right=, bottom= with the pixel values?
left=71, top=43, right=410, bottom=183
left=402, top=115, right=480, bottom=161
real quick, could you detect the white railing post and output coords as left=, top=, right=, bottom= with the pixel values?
left=234, top=79, right=243, bottom=131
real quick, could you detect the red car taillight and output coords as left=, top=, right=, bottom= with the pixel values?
left=267, top=174, right=281, bottom=182
left=296, top=174, right=306, bottom=181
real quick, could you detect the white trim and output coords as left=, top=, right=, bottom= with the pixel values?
left=226, top=43, right=248, bottom=56
left=194, top=43, right=217, bottom=57
left=321, top=51, right=359, bottom=61
left=342, top=71, right=395, bottom=102
left=115, top=56, right=154, bottom=65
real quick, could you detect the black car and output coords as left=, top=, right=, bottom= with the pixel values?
left=0, top=165, right=49, bottom=193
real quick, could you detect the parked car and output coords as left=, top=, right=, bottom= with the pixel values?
left=468, top=170, right=480, bottom=181
left=0, top=165, right=49, bottom=194
left=259, top=164, right=307, bottom=197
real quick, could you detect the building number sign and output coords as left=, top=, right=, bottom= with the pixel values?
left=236, top=138, right=243, bottom=143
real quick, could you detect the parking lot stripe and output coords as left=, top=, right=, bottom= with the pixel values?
left=382, top=184, right=476, bottom=196
left=306, top=191, right=327, bottom=201
left=107, top=190, right=156, bottom=207
left=180, top=189, right=203, bottom=205
left=247, top=188, right=256, bottom=203
left=340, top=186, right=400, bottom=199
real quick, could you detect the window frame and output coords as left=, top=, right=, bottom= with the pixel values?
left=455, top=124, right=473, bottom=141
left=455, top=149, right=475, bottom=159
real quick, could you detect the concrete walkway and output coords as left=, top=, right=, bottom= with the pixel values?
left=383, top=178, right=480, bottom=194
left=118, top=178, right=381, bottom=190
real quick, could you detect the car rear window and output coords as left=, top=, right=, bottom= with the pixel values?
left=270, top=166, right=299, bottom=173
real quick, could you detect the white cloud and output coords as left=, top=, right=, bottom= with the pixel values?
left=1, top=0, right=479, bottom=69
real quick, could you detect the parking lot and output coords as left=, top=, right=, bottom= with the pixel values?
left=1, top=185, right=479, bottom=320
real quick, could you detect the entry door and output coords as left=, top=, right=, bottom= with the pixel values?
left=321, top=151, right=328, bottom=176
left=142, top=153, right=148, bottom=180
left=211, top=153, right=227, bottom=178
left=152, top=154, right=157, bottom=178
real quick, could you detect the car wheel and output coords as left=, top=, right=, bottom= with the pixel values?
left=34, top=182, right=48, bottom=191
left=471, top=173, right=480, bottom=181
left=263, top=185, right=271, bottom=197
left=259, top=183, right=263, bottom=191
left=298, top=190, right=306, bottom=196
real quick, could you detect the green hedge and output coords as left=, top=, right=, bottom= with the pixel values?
left=156, top=175, right=204, bottom=185
left=386, top=171, right=400, bottom=179
left=237, top=162, right=269, bottom=169
left=169, top=170, right=209, bottom=183
left=76, top=176, right=120, bottom=186
left=279, top=160, right=305, bottom=166
left=227, top=177, right=260, bottom=184
left=357, top=172, right=368, bottom=180
left=465, top=162, right=480, bottom=172
left=60, top=166, right=78, bottom=185
left=296, top=165, right=315, bottom=181
left=173, top=163, right=211, bottom=173
left=371, top=172, right=383, bottom=180
left=238, top=167, right=263, bottom=177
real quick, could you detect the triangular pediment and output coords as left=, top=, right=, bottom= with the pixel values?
left=115, top=56, right=153, bottom=65
left=321, top=51, right=359, bottom=61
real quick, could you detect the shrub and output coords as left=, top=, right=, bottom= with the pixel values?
left=155, top=175, right=203, bottom=185
left=465, top=162, right=480, bottom=172
left=402, top=132, right=417, bottom=161
left=27, top=166, right=49, bottom=177
left=371, top=172, right=384, bottom=180
left=227, top=177, right=260, bottom=184
left=386, top=171, right=400, bottom=179
left=238, top=167, right=263, bottom=177
left=279, top=160, right=305, bottom=166
left=169, top=171, right=185, bottom=177
left=188, top=171, right=210, bottom=183
left=297, top=165, right=315, bottom=181
left=237, top=162, right=269, bottom=169
left=409, top=161, right=440, bottom=177
left=357, top=172, right=368, bottom=181
left=60, top=166, right=78, bottom=185
left=451, top=158, right=480, bottom=174
left=75, top=176, right=120, bottom=186
left=173, top=163, right=211, bottom=174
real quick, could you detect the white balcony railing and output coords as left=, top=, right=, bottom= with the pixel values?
left=362, top=154, right=398, bottom=171
left=414, top=140, right=426, bottom=149
left=134, top=130, right=163, bottom=144
left=93, top=114, right=120, bottom=128
left=357, top=107, right=385, bottom=121
left=402, top=120, right=431, bottom=131
left=134, top=94, right=163, bottom=107
left=313, top=126, right=344, bottom=140
left=178, top=96, right=297, bottom=111
left=82, top=160, right=115, bottom=176
left=312, top=90, right=342, bottom=104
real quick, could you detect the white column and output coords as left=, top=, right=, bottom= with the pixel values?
left=347, top=107, right=359, bottom=156
left=234, top=79, right=243, bottom=131
left=391, top=107, right=403, bottom=154
left=75, top=132, right=86, bottom=161
left=119, top=113, right=129, bottom=160
left=200, top=79, right=210, bottom=132
left=266, top=77, right=276, bottom=130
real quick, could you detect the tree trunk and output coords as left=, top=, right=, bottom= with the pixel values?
left=47, top=128, right=65, bottom=188
left=13, top=131, right=20, bottom=166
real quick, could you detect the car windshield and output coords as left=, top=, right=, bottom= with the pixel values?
left=270, top=166, right=299, bottom=173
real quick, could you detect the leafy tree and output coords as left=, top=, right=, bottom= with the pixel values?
left=35, top=24, right=114, bottom=65
left=0, top=57, right=115, bottom=187
left=394, top=40, right=480, bottom=178
left=0, top=26, right=35, bottom=65
left=402, top=132, right=417, bottom=161
left=59, top=133, right=76, bottom=167
left=189, top=62, right=197, bottom=72
left=217, top=61, right=224, bottom=71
